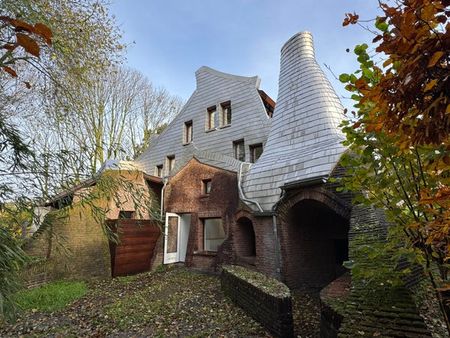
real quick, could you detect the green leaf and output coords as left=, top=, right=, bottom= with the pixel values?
left=339, top=73, right=350, bottom=83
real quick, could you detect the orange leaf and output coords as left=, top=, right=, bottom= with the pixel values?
left=446, top=104, right=450, bottom=114
left=16, top=33, right=40, bottom=57
left=3, top=66, right=17, bottom=77
left=424, top=79, right=438, bottom=92
left=24, top=81, right=31, bottom=89
left=352, top=121, right=361, bottom=129
left=428, top=51, right=444, bottom=67
left=34, top=23, right=52, bottom=45
left=10, top=18, right=34, bottom=32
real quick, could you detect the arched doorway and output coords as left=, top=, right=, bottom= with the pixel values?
left=234, top=217, right=256, bottom=265
left=283, top=199, right=349, bottom=290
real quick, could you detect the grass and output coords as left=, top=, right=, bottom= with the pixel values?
left=15, top=280, right=87, bottom=312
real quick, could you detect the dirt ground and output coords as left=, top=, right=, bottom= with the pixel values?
left=1, top=267, right=321, bottom=337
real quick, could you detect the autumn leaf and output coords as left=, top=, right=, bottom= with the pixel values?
left=10, top=18, right=34, bottom=33
left=424, top=79, right=438, bottom=92
left=428, top=51, right=444, bottom=67
left=34, top=23, right=53, bottom=45
left=16, top=33, right=40, bottom=57
left=3, top=66, right=17, bottom=77
left=343, top=12, right=359, bottom=26
left=24, top=81, right=31, bottom=89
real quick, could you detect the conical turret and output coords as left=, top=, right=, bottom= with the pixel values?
left=242, top=32, right=347, bottom=211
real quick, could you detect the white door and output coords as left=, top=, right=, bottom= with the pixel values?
left=164, top=213, right=180, bottom=264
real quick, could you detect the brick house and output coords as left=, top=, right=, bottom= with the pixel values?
left=132, top=31, right=355, bottom=293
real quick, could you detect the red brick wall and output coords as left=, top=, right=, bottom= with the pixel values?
left=232, top=209, right=280, bottom=278
left=277, top=189, right=350, bottom=289
left=163, top=159, right=239, bottom=271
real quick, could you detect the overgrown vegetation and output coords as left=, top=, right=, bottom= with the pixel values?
left=0, top=0, right=175, bottom=321
left=340, top=0, right=450, bottom=332
left=14, top=281, right=87, bottom=312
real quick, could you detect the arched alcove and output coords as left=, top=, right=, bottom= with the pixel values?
left=282, top=198, right=349, bottom=290
left=234, top=217, right=256, bottom=261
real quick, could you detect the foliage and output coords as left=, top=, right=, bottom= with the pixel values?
left=0, top=14, right=52, bottom=83
left=340, top=0, right=450, bottom=331
left=0, top=227, right=28, bottom=321
left=14, top=280, right=87, bottom=312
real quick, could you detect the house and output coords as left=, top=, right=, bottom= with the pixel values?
left=133, top=31, right=351, bottom=292
left=26, top=31, right=432, bottom=336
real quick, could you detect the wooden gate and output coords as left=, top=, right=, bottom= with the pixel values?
left=107, top=219, right=161, bottom=277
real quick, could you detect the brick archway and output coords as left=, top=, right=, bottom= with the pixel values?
left=277, top=187, right=351, bottom=290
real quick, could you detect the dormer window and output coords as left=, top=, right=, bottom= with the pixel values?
left=220, top=101, right=231, bottom=127
left=184, top=120, right=193, bottom=144
left=206, top=106, right=216, bottom=130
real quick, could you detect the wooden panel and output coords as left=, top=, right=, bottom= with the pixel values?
left=108, top=220, right=161, bottom=277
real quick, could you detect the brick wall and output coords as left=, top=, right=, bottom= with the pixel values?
left=25, top=203, right=111, bottom=280
left=163, top=158, right=239, bottom=270
left=221, top=266, right=294, bottom=338
left=276, top=187, right=350, bottom=289
left=24, top=170, right=160, bottom=281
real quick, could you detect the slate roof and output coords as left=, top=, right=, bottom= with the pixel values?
left=242, top=32, right=347, bottom=211
left=135, top=66, right=272, bottom=176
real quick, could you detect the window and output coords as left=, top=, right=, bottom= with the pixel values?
left=166, top=155, right=175, bottom=173
left=119, top=211, right=135, bottom=219
left=184, top=120, right=193, bottom=144
left=220, top=101, right=232, bottom=126
left=233, top=139, right=245, bottom=161
left=249, top=143, right=263, bottom=163
left=202, top=179, right=212, bottom=195
left=155, top=164, right=163, bottom=177
left=203, top=218, right=225, bottom=252
left=206, top=106, right=216, bottom=130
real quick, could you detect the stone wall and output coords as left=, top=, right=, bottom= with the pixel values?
left=221, top=265, right=294, bottom=338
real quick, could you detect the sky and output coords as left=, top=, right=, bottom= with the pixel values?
left=110, top=0, right=382, bottom=109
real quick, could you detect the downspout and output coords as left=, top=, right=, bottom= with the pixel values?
left=160, top=177, right=168, bottom=221
left=238, top=162, right=282, bottom=278
left=237, top=162, right=263, bottom=212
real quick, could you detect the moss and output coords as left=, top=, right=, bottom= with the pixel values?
left=223, top=265, right=290, bottom=298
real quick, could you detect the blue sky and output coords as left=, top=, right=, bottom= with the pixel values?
left=110, top=1, right=382, bottom=108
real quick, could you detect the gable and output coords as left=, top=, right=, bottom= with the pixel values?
left=136, top=66, right=272, bottom=176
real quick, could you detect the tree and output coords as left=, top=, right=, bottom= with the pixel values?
left=340, top=0, right=450, bottom=331
left=0, top=13, right=51, bottom=321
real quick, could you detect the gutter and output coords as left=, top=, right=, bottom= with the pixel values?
left=281, top=175, right=328, bottom=191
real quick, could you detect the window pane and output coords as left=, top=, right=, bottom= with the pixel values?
left=234, top=140, right=245, bottom=161
left=167, top=216, right=178, bottom=253
left=204, top=218, right=224, bottom=251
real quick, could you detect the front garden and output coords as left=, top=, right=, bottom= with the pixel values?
left=0, top=267, right=321, bottom=337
